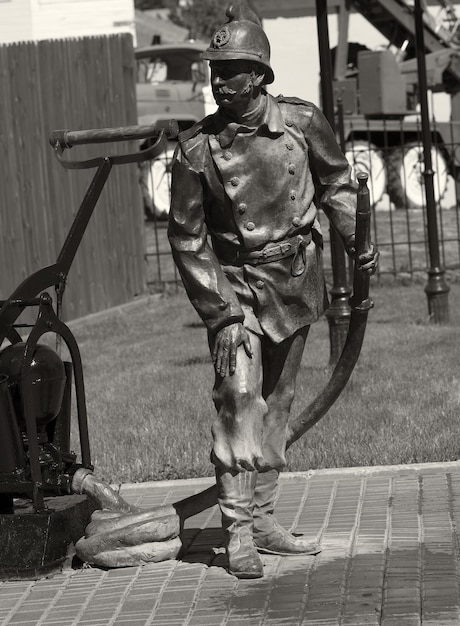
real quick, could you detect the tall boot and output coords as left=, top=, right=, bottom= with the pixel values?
left=216, top=467, right=264, bottom=579
left=253, top=469, right=321, bottom=556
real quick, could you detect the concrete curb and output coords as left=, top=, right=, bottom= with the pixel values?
left=117, top=459, right=460, bottom=492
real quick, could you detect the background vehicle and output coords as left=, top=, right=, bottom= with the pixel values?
left=333, top=0, right=460, bottom=209
left=135, top=41, right=216, bottom=218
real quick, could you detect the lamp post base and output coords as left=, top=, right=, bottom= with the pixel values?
left=425, top=268, right=450, bottom=324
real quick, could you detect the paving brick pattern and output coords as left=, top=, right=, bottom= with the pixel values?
left=1, top=463, right=460, bottom=625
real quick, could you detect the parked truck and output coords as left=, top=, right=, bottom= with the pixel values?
left=334, top=0, right=460, bottom=209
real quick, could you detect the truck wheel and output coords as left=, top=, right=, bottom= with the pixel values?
left=386, top=143, right=448, bottom=210
left=139, top=143, right=176, bottom=220
left=344, top=140, right=386, bottom=206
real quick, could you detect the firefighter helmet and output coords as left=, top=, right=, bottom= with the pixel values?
left=202, top=1, right=274, bottom=85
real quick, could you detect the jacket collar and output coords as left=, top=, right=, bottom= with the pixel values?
left=208, top=93, right=285, bottom=149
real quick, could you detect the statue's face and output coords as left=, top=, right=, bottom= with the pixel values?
left=210, top=60, right=262, bottom=110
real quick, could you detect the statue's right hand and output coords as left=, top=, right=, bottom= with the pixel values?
left=212, top=322, right=252, bottom=377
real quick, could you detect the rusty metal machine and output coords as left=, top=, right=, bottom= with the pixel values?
left=333, top=0, right=460, bottom=209
left=0, top=120, right=178, bottom=579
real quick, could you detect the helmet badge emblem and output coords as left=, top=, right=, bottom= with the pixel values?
left=213, top=27, right=230, bottom=48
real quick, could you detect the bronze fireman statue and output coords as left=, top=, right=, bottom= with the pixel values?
left=168, top=1, right=379, bottom=579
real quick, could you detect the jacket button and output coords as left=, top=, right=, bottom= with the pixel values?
left=246, top=221, right=255, bottom=231
left=288, top=163, right=296, bottom=174
left=256, top=280, right=264, bottom=289
left=230, top=177, right=239, bottom=186
left=285, top=118, right=294, bottom=127
left=290, top=190, right=297, bottom=200
left=223, top=151, right=232, bottom=160
left=238, top=203, right=247, bottom=214
left=292, top=217, right=301, bottom=227
left=286, top=142, right=294, bottom=150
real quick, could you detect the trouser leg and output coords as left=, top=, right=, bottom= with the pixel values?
left=252, top=326, right=320, bottom=555
left=210, top=327, right=306, bottom=471
left=215, top=466, right=263, bottom=579
left=210, top=330, right=270, bottom=471
left=259, top=326, right=310, bottom=469
left=210, top=332, right=265, bottom=577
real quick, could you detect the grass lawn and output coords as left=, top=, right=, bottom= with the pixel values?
left=68, top=280, right=460, bottom=485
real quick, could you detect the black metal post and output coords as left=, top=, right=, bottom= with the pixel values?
left=315, top=0, right=351, bottom=365
left=414, top=0, right=450, bottom=323
left=337, top=99, right=356, bottom=287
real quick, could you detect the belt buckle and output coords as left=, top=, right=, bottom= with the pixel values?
left=262, top=246, right=278, bottom=261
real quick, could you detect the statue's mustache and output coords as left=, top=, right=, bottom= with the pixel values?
left=216, top=81, right=253, bottom=96
left=216, top=86, right=237, bottom=95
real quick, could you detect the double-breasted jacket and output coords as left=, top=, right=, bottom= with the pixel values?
left=168, top=93, right=357, bottom=343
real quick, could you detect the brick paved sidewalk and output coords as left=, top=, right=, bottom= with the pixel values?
left=1, top=462, right=460, bottom=626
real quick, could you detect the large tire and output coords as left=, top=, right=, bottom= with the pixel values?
left=344, top=140, right=386, bottom=206
left=139, top=142, right=176, bottom=220
left=386, top=143, right=448, bottom=210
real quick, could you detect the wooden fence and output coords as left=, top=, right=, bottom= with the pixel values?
left=0, top=34, right=146, bottom=321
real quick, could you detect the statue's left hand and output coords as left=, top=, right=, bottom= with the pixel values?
left=357, top=243, right=379, bottom=276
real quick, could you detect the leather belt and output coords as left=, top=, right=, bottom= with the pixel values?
left=218, top=232, right=312, bottom=275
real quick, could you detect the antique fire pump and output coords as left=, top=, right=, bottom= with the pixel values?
left=0, top=120, right=178, bottom=579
